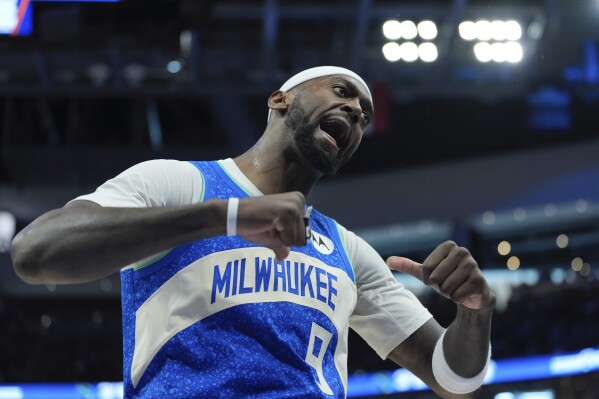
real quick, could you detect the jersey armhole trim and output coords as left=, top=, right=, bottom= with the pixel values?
left=186, top=161, right=207, bottom=203
left=131, top=244, right=190, bottom=279
left=213, top=160, right=252, bottom=198
left=199, top=167, right=206, bottom=203
left=326, top=219, right=356, bottom=283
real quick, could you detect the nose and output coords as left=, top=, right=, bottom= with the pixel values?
left=340, top=100, right=362, bottom=124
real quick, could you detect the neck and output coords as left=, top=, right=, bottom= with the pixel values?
left=233, top=132, right=323, bottom=197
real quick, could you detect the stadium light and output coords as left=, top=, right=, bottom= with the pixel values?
left=382, top=42, right=401, bottom=62
left=505, top=20, right=522, bottom=41
left=400, top=42, right=418, bottom=62
left=460, top=20, right=522, bottom=43
left=491, top=42, right=507, bottom=63
left=418, top=42, right=438, bottom=62
left=417, top=20, right=437, bottom=40
left=459, top=21, right=477, bottom=41
left=490, top=20, right=507, bottom=41
left=400, top=21, right=418, bottom=40
left=505, top=41, right=523, bottom=63
left=475, top=20, right=493, bottom=41
left=382, top=20, right=402, bottom=40
left=474, top=42, right=492, bottom=63
left=458, top=19, right=524, bottom=64
left=382, top=20, right=439, bottom=63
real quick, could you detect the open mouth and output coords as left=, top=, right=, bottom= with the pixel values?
left=319, top=118, right=350, bottom=148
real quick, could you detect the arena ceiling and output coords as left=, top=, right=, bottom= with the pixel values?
left=0, top=0, right=598, bottom=204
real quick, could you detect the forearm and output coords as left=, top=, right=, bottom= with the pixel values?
left=11, top=199, right=227, bottom=284
left=443, top=296, right=495, bottom=378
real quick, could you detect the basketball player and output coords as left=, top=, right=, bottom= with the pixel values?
left=11, top=67, right=495, bottom=398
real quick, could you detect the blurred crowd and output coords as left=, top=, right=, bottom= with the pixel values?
left=0, top=277, right=597, bottom=385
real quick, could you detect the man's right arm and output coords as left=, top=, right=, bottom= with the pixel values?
left=11, top=192, right=307, bottom=285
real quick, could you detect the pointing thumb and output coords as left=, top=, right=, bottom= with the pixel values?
left=386, top=256, right=424, bottom=282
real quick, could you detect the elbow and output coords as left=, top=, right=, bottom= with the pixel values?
left=10, top=233, right=47, bottom=285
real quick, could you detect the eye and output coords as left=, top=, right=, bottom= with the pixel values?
left=362, top=112, right=370, bottom=124
left=333, top=86, right=348, bottom=97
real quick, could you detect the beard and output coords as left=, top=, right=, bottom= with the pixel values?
left=284, top=95, right=348, bottom=176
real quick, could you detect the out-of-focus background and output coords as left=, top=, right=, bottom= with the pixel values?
left=1, top=0, right=598, bottom=398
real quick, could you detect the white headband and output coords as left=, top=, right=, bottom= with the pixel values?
left=267, top=66, right=372, bottom=121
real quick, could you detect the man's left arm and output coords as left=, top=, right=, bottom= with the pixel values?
left=386, top=241, right=495, bottom=398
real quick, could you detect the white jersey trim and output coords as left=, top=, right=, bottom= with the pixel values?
left=217, top=158, right=264, bottom=197
left=130, top=246, right=357, bottom=389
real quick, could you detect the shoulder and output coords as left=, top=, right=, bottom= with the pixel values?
left=332, top=221, right=374, bottom=270
left=72, top=159, right=206, bottom=207
left=122, top=159, right=201, bottom=177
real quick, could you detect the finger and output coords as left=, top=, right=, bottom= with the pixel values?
left=265, top=228, right=290, bottom=261
left=386, top=256, right=424, bottom=282
left=295, top=209, right=307, bottom=246
left=452, top=275, right=488, bottom=309
left=277, top=215, right=299, bottom=248
left=276, top=199, right=305, bottom=247
left=438, top=270, right=469, bottom=299
left=436, top=247, right=478, bottom=289
left=422, top=241, right=457, bottom=269
left=451, top=278, right=481, bottom=305
left=428, top=252, right=462, bottom=289
left=273, top=245, right=290, bottom=261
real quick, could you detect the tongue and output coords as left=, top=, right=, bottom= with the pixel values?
left=320, top=120, right=341, bottom=145
left=320, top=127, right=337, bottom=146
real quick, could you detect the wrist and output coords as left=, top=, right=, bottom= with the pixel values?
left=460, top=288, right=496, bottom=312
left=433, top=330, right=491, bottom=394
left=202, top=198, right=228, bottom=237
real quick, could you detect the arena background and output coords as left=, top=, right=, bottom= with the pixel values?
left=1, top=0, right=598, bottom=398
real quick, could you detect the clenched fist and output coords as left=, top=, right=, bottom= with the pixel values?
left=386, top=241, right=495, bottom=310
left=235, top=191, right=308, bottom=261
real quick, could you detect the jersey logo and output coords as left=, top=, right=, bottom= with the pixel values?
left=310, top=230, right=334, bottom=255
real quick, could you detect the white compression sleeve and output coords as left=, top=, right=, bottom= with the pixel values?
left=431, top=330, right=491, bottom=394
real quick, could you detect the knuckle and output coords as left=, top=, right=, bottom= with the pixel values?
left=429, top=274, right=442, bottom=286
left=470, top=259, right=479, bottom=269
left=453, top=247, right=475, bottom=266
left=283, top=192, right=304, bottom=210
left=421, top=272, right=432, bottom=285
left=443, top=240, right=457, bottom=249
left=470, top=274, right=485, bottom=286
left=422, top=264, right=434, bottom=277
left=291, top=191, right=305, bottom=204
left=463, top=259, right=479, bottom=273
left=455, top=246, right=470, bottom=257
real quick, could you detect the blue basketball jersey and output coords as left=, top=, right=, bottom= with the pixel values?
left=121, top=160, right=358, bottom=398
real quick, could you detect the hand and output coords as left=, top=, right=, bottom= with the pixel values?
left=386, top=241, right=495, bottom=310
left=235, top=192, right=308, bottom=261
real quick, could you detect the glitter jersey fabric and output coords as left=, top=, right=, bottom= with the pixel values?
left=121, top=161, right=358, bottom=398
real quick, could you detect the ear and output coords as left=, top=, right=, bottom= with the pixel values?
left=267, top=90, right=292, bottom=116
